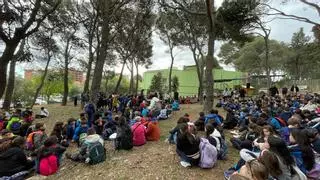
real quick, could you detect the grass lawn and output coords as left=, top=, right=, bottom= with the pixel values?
left=29, top=103, right=239, bottom=180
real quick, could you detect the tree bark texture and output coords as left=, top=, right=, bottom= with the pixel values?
left=0, top=44, right=19, bottom=99
left=129, top=60, right=134, bottom=94
left=204, top=0, right=215, bottom=113
left=90, top=0, right=110, bottom=102
left=62, top=40, right=70, bottom=106
left=114, top=60, right=126, bottom=93
left=2, top=59, right=16, bottom=110
left=135, top=62, right=139, bottom=95
left=83, top=34, right=94, bottom=94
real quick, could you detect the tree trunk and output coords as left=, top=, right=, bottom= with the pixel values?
left=62, top=40, right=70, bottom=106
left=199, top=57, right=205, bottom=104
left=191, top=49, right=203, bottom=104
left=90, top=0, right=110, bottom=103
left=264, top=36, right=271, bottom=89
left=83, top=35, right=94, bottom=94
left=2, top=39, right=26, bottom=110
left=204, top=0, right=215, bottom=113
left=31, top=51, right=51, bottom=108
left=129, top=60, right=134, bottom=94
left=114, top=60, right=126, bottom=93
left=168, top=39, right=174, bottom=94
left=135, top=62, right=139, bottom=95
left=2, top=59, right=16, bottom=110
left=0, top=44, right=19, bottom=99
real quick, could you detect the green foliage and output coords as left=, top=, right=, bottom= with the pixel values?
left=36, top=72, right=64, bottom=102
left=12, top=77, right=35, bottom=106
left=149, top=72, right=164, bottom=94
left=69, top=85, right=82, bottom=98
left=216, top=0, right=260, bottom=42
left=171, top=76, right=179, bottom=92
left=103, top=75, right=130, bottom=95
left=233, top=37, right=290, bottom=75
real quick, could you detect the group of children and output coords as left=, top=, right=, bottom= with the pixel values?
left=3, top=89, right=320, bottom=179
left=0, top=93, right=180, bottom=179
left=163, top=91, right=320, bottom=180
left=166, top=108, right=228, bottom=168
left=221, top=92, right=320, bottom=180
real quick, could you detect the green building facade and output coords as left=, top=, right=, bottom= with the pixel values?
left=142, top=65, right=246, bottom=96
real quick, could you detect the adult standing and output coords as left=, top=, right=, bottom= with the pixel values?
left=74, top=96, right=78, bottom=107
left=282, top=87, right=288, bottom=98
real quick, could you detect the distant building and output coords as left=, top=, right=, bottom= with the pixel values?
left=24, top=68, right=85, bottom=85
left=142, top=65, right=246, bottom=96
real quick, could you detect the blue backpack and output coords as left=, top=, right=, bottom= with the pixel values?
left=85, top=103, right=95, bottom=114
left=11, top=121, right=22, bottom=134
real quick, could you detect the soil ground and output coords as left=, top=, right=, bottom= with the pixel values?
left=28, top=103, right=239, bottom=180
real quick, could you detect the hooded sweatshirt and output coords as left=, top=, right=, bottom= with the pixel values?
left=131, top=122, right=146, bottom=146
left=0, top=146, right=34, bottom=176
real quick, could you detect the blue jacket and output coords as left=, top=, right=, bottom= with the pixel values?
left=279, top=111, right=292, bottom=122
left=172, top=101, right=179, bottom=110
left=66, top=124, right=75, bottom=140
left=205, top=114, right=222, bottom=125
left=268, top=117, right=281, bottom=130
left=73, top=126, right=88, bottom=141
left=141, top=108, right=149, bottom=117
left=289, top=145, right=307, bottom=174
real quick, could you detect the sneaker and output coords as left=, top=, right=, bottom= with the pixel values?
left=180, top=161, right=191, bottom=168
left=224, top=169, right=236, bottom=179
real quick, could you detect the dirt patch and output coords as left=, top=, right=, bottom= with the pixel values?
left=29, top=103, right=239, bottom=180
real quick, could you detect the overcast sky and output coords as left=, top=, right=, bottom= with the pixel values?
left=16, top=0, right=319, bottom=77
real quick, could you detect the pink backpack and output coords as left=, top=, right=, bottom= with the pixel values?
left=39, top=154, right=58, bottom=176
left=131, top=123, right=146, bottom=146
left=199, top=138, right=218, bottom=168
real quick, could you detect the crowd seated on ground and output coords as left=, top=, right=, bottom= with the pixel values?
left=220, top=90, right=320, bottom=180
left=1, top=88, right=320, bottom=179
left=0, top=92, right=179, bottom=178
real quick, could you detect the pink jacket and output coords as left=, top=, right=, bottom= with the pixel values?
left=131, top=122, right=146, bottom=146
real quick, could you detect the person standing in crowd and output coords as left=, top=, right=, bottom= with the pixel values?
left=282, top=87, right=288, bottom=98
left=74, top=96, right=78, bottom=107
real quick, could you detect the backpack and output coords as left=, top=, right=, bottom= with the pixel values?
left=39, top=154, right=59, bottom=176
left=115, top=126, right=133, bottom=150
left=275, top=117, right=287, bottom=127
left=86, top=141, right=106, bottom=165
left=10, top=121, right=21, bottom=134
left=26, top=131, right=43, bottom=150
left=212, top=136, right=228, bottom=160
left=79, top=133, right=87, bottom=145
left=199, top=138, right=217, bottom=168
left=85, top=103, right=95, bottom=114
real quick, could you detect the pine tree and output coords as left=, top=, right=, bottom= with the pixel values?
left=149, top=72, right=164, bottom=94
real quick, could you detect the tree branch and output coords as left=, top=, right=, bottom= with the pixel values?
left=23, top=0, right=62, bottom=38
left=300, top=0, right=320, bottom=16
left=262, top=3, right=320, bottom=26
left=158, top=0, right=206, bottom=16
